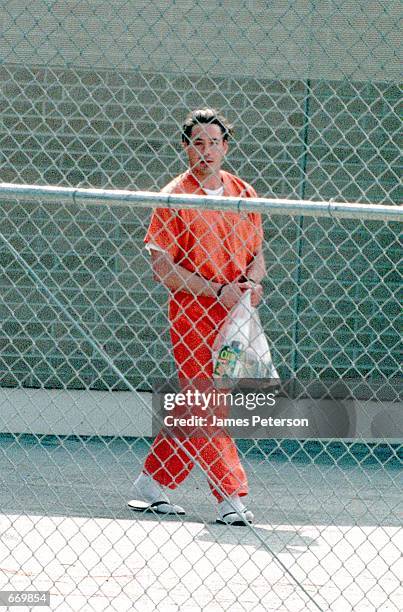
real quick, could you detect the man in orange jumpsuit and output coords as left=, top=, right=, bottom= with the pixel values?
left=129, top=108, right=266, bottom=525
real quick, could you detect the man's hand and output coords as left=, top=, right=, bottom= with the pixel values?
left=219, top=279, right=263, bottom=309
left=150, top=249, right=264, bottom=305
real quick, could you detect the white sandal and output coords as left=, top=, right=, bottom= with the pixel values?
left=128, top=499, right=185, bottom=515
left=216, top=508, right=254, bottom=525
left=129, top=472, right=185, bottom=515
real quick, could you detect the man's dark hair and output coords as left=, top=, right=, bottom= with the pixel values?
left=182, top=108, right=233, bottom=144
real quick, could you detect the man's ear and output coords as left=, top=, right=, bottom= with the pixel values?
left=223, top=139, right=229, bottom=155
left=182, top=140, right=188, bottom=151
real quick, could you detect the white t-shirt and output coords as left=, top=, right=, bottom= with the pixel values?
left=203, top=185, right=224, bottom=196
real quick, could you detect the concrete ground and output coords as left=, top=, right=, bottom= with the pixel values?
left=0, top=435, right=401, bottom=612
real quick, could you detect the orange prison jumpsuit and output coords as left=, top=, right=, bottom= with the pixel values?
left=143, top=170, right=263, bottom=502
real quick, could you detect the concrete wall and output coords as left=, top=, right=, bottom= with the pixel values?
left=1, top=1, right=401, bottom=81
left=1, top=388, right=401, bottom=440
left=1, top=65, right=400, bottom=201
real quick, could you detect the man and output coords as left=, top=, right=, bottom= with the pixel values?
left=128, top=108, right=266, bottom=525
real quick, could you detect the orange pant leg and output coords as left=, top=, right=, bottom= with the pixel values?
left=144, top=295, right=248, bottom=502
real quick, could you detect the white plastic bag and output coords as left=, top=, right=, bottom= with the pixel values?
left=213, top=290, right=279, bottom=383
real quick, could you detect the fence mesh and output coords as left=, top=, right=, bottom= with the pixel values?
left=0, top=1, right=402, bottom=611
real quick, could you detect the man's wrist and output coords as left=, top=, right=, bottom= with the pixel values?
left=204, top=280, right=223, bottom=298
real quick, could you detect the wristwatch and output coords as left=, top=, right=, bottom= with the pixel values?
left=239, top=275, right=257, bottom=285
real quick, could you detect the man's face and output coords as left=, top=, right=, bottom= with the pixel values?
left=183, top=123, right=228, bottom=178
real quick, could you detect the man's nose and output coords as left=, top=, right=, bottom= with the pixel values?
left=201, top=142, right=212, bottom=155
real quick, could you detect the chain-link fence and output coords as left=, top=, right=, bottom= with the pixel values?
left=1, top=1, right=402, bottom=611
left=0, top=184, right=401, bottom=611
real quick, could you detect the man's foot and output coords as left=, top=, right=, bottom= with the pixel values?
left=128, top=472, right=185, bottom=515
left=216, top=495, right=254, bottom=526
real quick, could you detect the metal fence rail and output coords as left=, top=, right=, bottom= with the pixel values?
left=0, top=182, right=401, bottom=220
